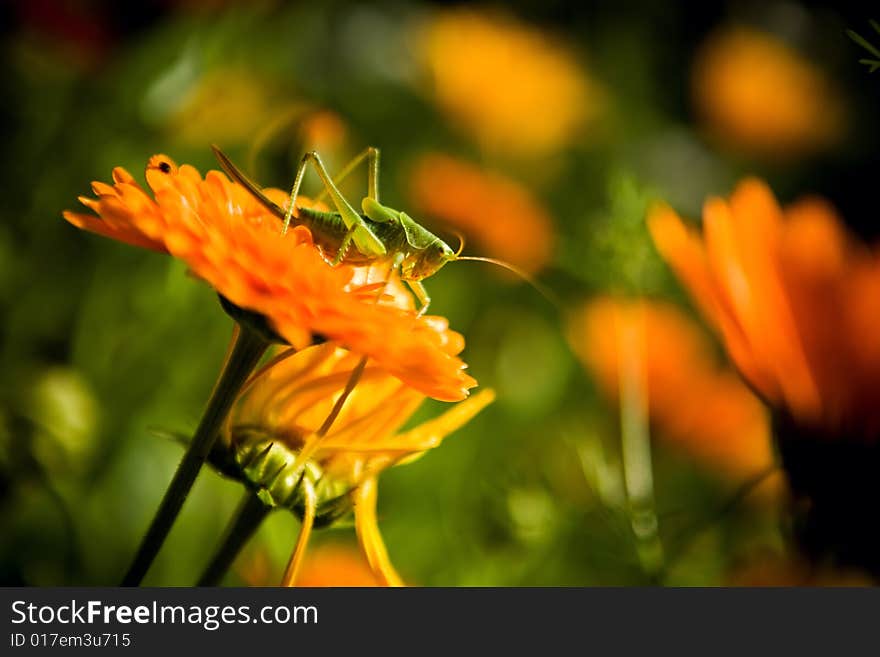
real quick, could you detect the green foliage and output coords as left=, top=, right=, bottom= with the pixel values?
left=847, top=21, right=880, bottom=73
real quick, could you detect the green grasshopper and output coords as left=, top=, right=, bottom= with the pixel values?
left=213, top=145, right=468, bottom=314
left=211, top=145, right=549, bottom=316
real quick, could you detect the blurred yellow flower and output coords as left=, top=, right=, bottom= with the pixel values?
left=692, top=27, right=843, bottom=159
left=166, top=68, right=281, bottom=145
left=409, top=153, right=555, bottom=273
left=160, top=63, right=349, bottom=156
left=224, top=339, right=495, bottom=586
left=416, top=8, right=602, bottom=157
left=569, top=296, right=774, bottom=483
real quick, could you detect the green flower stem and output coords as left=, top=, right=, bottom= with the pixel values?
left=197, top=492, right=270, bottom=586
left=617, top=316, right=664, bottom=580
left=122, top=326, right=268, bottom=586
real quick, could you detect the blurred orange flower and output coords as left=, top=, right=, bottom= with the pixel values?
left=649, top=179, right=880, bottom=436
left=235, top=548, right=274, bottom=588
left=569, top=296, right=773, bottom=482
left=692, top=27, right=843, bottom=159
left=296, top=545, right=385, bottom=587
left=226, top=341, right=495, bottom=585
left=416, top=8, right=603, bottom=157
left=298, top=110, right=348, bottom=153
left=64, top=155, right=476, bottom=401
left=649, top=178, right=880, bottom=574
left=237, top=544, right=386, bottom=587
left=409, top=153, right=555, bottom=273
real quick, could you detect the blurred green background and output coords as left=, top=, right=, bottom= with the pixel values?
left=1, top=0, right=877, bottom=586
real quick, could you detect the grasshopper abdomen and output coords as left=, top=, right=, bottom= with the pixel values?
left=295, top=206, right=405, bottom=267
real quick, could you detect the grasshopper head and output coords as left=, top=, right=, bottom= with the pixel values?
left=400, top=240, right=457, bottom=281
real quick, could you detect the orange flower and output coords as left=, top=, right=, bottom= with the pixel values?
left=298, top=110, right=348, bottom=153
left=408, top=154, right=555, bottom=274
left=296, top=545, right=385, bottom=587
left=649, top=179, right=880, bottom=437
left=415, top=8, right=603, bottom=157
left=649, top=178, right=880, bottom=575
left=223, top=342, right=495, bottom=585
left=64, top=155, right=476, bottom=401
left=569, top=296, right=773, bottom=482
left=235, top=548, right=274, bottom=588
left=236, top=544, right=385, bottom=587
left=692, top=27, right=843, bottom=159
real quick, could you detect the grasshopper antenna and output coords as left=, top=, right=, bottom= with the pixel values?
left=454, top=255, right=561, bottom=310
left=451, top=230, right=466, bottom=258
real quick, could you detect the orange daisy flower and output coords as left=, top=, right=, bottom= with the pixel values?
left=649, top=179, right=880, bottom=573
left=63, top=155, right=476, bottom=402
left=218, top=341, right=495, bottom=586
left=408, top=153, right=555, bottom=274
left=569, top=296, right=774, bottom=484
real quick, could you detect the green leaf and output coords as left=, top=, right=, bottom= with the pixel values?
left=847, top=28, right=880, bottom=59
left=858, top=58, right=880, bottom=73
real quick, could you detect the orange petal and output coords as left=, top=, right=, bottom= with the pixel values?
left=648, top=202, right=770, bottom=397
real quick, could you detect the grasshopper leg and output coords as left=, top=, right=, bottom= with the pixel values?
left=284, top=151, right=385, bottom=257
left=331, top=226, right=357, bottom=266
left=314, top=147, right=381, bottom=203
left=407, top=280, right=431, bottom=316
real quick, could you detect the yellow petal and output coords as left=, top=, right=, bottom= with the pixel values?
left=354, top=478, right=405, bottom=587
left=388, top=388, right=496, bottom=452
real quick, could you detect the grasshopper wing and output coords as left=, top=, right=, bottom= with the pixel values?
left=399, top=212, right=440, bottom=249
left=347, top=220, right=387, bottom=257
left=212, top=145, right=287, bottom=220
left=335, top=199, right=386, bottom=256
